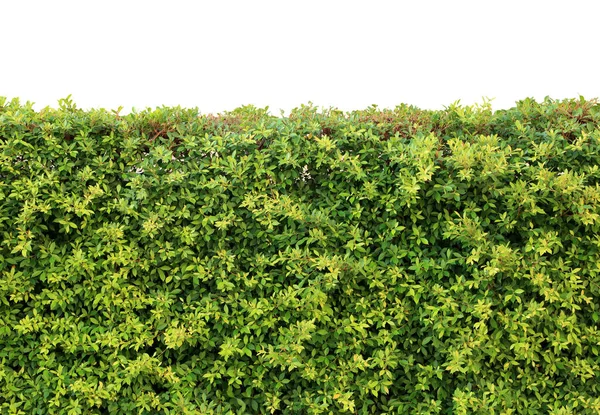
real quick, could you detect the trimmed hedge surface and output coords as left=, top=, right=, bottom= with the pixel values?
left=1, top=96, right=600, bottom=414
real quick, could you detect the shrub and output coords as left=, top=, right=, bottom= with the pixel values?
left=1, top=95, right=600, bottom=414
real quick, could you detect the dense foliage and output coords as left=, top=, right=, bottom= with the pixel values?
left=1, top=95, right=600, bottom=414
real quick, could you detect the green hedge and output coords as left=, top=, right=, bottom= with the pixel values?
left=1, top=95, right=600, bottom=414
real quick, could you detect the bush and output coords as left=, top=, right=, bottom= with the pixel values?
left=1, top=95, right=600, bottom=414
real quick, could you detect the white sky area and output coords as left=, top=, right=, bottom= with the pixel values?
left=1, top=0, right=599, bottom=116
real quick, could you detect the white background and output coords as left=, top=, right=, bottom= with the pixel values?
left=1, top=0, right=599, bottom=115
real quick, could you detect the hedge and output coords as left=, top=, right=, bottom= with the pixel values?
left=1, top=95, right=600, bottom=414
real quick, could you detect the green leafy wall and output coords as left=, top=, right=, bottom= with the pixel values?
left=1, top=96, right=600, bottom=414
